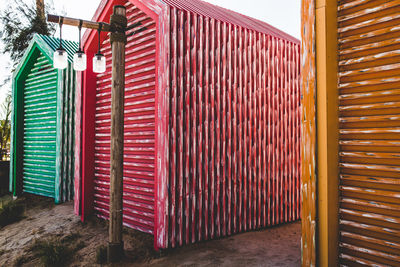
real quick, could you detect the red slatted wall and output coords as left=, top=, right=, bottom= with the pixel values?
left=93, top=1, right=157, bottom=234
left=82, top=0, right=301, bottom=249
left=166, top=7, right=301, bottom=247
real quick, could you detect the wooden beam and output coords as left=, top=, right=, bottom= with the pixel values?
left=107, top=5, right=126, bottom=263
left=47, top=14, right=112, bottom=32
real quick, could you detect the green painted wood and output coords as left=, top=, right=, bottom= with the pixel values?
left=22, top=55, right=58, bottom=198
left=55, top=67, right=63, bottom=203
left=11, top=34, right=77, bottom=203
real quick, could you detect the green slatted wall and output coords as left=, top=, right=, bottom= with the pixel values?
left=22, top=54, right=58, bottom=198
left=10, top=34, right=77, bottom=203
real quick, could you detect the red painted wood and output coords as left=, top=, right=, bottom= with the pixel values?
left=226, top=23, right=232, bottom=236
left=81, top=0, right=301, bottom=250
left=184, top=11, right=191, bottom=245
left=216, top=20, right=221, bottom=238
left=221, top=21, right=227, bottom=237
left=74, top=71, right=83, bottom=216
left=197, top=15, right=204, bottom=241
left=169, top=6, right=177, bottom=248
left=92, top=3, right=157, bottom=234
left=203, top=16, right=210, bottom=241
left=258, top=32, right=262, bottom=228
left=81, top=50, right=97, bottom=220
left=238, top=26, right=243, bottom=233
left=210, top=17, right=215, bottom=239
left=242, top=29, right=247, bottom=231
left=190, top=12, right=197, bottom=244
left=177, top=10, right=184, bottom=246
left=232, top=25, right=238, bottom=234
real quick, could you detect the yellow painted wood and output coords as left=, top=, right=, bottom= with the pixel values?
left=315, top=0, right=339, bottom=266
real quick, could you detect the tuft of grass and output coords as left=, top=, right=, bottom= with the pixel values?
left=29, top=232, right=85, bottom=267
left=96, top=245, right=107, bottom=264
left=30, top=239, right=73, bottom=267
left=0, top=199, right=25, bottom=227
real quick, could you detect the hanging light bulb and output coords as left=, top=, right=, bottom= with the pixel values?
left=93, top=53, right=106, bottom=73
left=73, top=20, right=87, bottom=71
left=92, top=23, right=106, bottom=73
left=54, top=17, right=68, bottom=70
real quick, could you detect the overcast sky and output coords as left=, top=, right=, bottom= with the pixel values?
left=0, top=0, right=300, bottom=105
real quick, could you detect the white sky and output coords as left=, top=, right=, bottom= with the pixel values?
left=0, top=0, right=300, bottom=105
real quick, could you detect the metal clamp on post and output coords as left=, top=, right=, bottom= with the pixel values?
left=110, top=5, right=127, bottom=44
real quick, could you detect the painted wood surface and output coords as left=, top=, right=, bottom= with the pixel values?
left=300, top=0, right=317, bottom=265
left=81, top=0, right=301, bottom=250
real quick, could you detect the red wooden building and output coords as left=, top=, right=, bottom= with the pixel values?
left=75, top=0, right=301, bottom=249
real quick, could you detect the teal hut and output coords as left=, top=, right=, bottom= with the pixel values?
left=10, top=34, right=77, bottom=203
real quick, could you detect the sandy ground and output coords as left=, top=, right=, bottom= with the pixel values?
left=0, top=195, right=300, bottom=266
left=145, top=222, right=301, bottom=267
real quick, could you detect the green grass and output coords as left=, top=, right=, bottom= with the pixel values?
left=30, top=240, right=73, bottom=267
left=0, top=199, right=25, bottom=227
left=29, top=233, right=85, bottom=267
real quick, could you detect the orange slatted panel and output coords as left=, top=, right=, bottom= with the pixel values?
left=338, top=1, right=400, bottom=265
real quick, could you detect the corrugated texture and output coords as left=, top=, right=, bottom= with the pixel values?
left=57, top=64, right=76, bottom=202
left=92, top=2, right=156, bottom=234
left=162, top=0, right=298, bottom=43
left=166, top=7, right=301, bottom=247
left=39, top=34, right=78, bottom=62
left=22, top=54, right=58, bottom=198
left=81, top=0, right=301, bottom=249
left=11, top=34, right=76, bottom=203
left=300, top=0, right=317, bottom=265
left=338, top=0, right=400, bottom=265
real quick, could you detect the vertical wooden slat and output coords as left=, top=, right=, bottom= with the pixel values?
left=55, top=68, right=64, bottom=204
left=227, top=23, right=232, bottom=236
left=282, top=41, right=289, bottom=222
left=204, top=17, right=210, bottom=241
left=170, top=6, right=178, bottom=248
left=215, top=20, right=221, bottom=238
left=262, top=33, right=267, bottom=227
left=247, top=30, right=253, bottom=230
left=266, top=35, right=271, bottom=226
left=254, top=30, right=259, bottom=229
left=197, top=14, right=203, bottom=242
left=238, top=26, right=243, bottom=233
left=273, top=37, right=278, bottom=225
left=184, top=11, right=191, bottom=245
left=191, top=12, right=197, bottom=244
left=257, top=32, right=262, bottom=228
left=210, top=17, right=216, bottom=239
left=243, top=29, right=248, bottom=231
left=178, top=10, right=184, bottom=246
left=289, top=42, right=293, bottom=222
left=221, top=21, right=227, bottom=237
left=232, top=25, right=238, bottom=234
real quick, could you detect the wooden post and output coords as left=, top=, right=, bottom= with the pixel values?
left=107, top=5, right=127, bottom=262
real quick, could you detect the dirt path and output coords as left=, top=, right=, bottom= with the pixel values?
left=145, top=222, right=301, bottom=267
left=0, top=195, right=300, bottom=266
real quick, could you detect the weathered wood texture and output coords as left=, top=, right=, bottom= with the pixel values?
left=301, top=0, right=317, bottom=265
left=337, top=0, right=400, bottom=265
left=108, top=5, right=126, bottom=249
